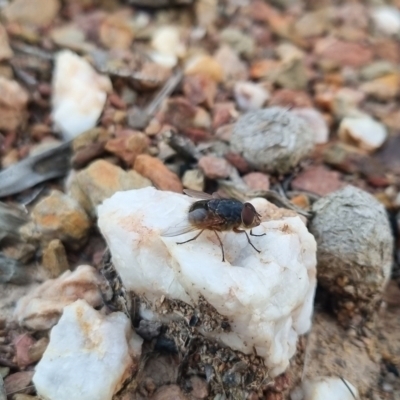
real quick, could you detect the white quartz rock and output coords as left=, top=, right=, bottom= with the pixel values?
left=338, top=114, right=387, bottom=152
left=234, top=81, right=270, bottom=111
left=14, top=265, right=107, bottom=330
left=300, top=377, right=359, bottom=400
left=371, top=6, right=400, bottom=36
left=33, top=299, right=141, bottom=400
left=52, top=50, right=112, bottom=140
left=97, top=187, right=317, bottom=377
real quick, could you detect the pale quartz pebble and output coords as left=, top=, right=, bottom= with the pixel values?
left=149, top=51, right=177, bottom=69
left=292, top=108, right=329, bottom=144
left=370, top=6, right=400, bottom=36
left=338, top=114, right=387, bottom=152
left=234, top=81, right=270, bottom=111
left=14, top=265, right=108, bottom=330
left=301, top=377, right=359, bottom=400
left=97, top=187, right=317, bottom=377
left=151, top=26, right=186, bottom=67
left=33, top=299, right=142, bottom=400
left=52, top=50, right=112, bottom=140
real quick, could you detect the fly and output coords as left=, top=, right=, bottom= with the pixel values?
left=162, top=189, right=266, bottom=262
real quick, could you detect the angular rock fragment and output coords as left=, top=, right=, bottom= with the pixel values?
left=52, top=50, right=112, bottom=140
left=67, top=159, right=151, bottom=217
left=33, top=299, right=142, bottom=400
left=23, top=190, right=90, bottom=250
left=98, top=187, right=317, bottom=380
left=15, top=265, right=108, bottom=330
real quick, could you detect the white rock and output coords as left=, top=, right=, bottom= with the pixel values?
left=14, top=265, right=107, bottom=330
left=97, top=187, right=317, bottom=377
left=371, top=6, right=400, bottom=36
left=301, top=377, right=359, bottom=400
left=151, top=26, right=186, bottom=68
left=33, top=299, right=142, bottom=400
left=292, top=108, right=329, bottom=144
left=52, top=50, right=112, bottom=140
left=338, top=114, right=387, bottom=152
left=234, top=81, right=270, bottom=111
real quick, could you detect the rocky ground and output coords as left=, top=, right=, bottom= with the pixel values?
left=0, top=0, right=400, bottom=399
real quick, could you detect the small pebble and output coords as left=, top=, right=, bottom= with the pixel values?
left=371, top=6, right=400, bottom=36
left=52, top=50, right=112, bottom=140
left=182, top=169, right=204, bottom=192
left=234, top=82, right=270, bottom=111
left=230, top=107, right=314, bottom=174
left=42, top=239, right=70, bottom=278
left=291, top=165, right=345, bottom=196
left=105, top=130, right=149, bottom=166
left=134, top=154, right=183, bottom=193
left=0, top=24, right=13, bottom=61
left=338, top=115, right=387, bottom=153
left=243, top=172, right=270, bottom=191
left=67, top=159, right=151, bottom=217
left=0, top=77, right=29, bottom=131
left=198, top=155, right=233, bottom=179
left=152, top=26, right=186, bottom=58
left=185, top=55, right=224, bottom=83
left=27, top=190, right=91, bottom=250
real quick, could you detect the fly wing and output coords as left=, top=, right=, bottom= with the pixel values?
left=183, top=189, right=213, bottom=200
left=160, top=219, right=199, bottom=237
left=183, top=189, right=223, bottom=200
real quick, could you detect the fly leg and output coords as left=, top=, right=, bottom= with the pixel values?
left=177, top=229, right=204, bottom=245
left=213, top=230, right=225, bottom=262
left=250, top=229, right=266, bottom=237
left=233, top=228, right=261, bottom=253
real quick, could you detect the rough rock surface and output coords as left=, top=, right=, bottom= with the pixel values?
left=230, top=107, right=314, bottom=174
left=33, top=299, right=142, bottom=400
left=97, top=187, right=317, bottom=377
left=309, top=186, right=393, bottom=326
left=15, top=265, right=109, bottom=330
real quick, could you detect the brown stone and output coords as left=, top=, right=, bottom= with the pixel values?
left=185, top=55, right=223, bottom=83
left=224, top=152, right=251, bottom=174
left=27, top=337, right=49, bottom=364
left=14, top=334, right=35, bottom=368
left=4, top=371, right=34, bottom=396
left=291, top=165, right=345, bottom=196
left=198, top=156, right=233, bottom=179
left=30, top=190, right=91, bottom=249
left=269, top=89, right=313, bottom=108
left=250, top=59, right=281, bottom=80
left=0, top=77, right=28, bottom=131
left=314, top=37, right=373, bottom=68
left=99, top=9, right=134, bottom=50
left=183, top=74, right=216, bottom=109
left=212, top=102, right=238, bottom=130
left=134, top=154, right=183, bottom=193
left=161, top=97, right=211, bottom=142
left=42, top=239, right=70, bottom=278
left=3, top=0, right=60, bottom=27
left=0, top=23, right=13, bottom=61
left=68, top=159, right=151, bottom=217
left=360, top=73, right=400, bottom=101
left=105, top=130, right=149, bottom=166
left=243, top=172, right=270, bottom=191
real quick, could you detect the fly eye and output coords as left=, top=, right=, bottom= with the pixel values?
left=242, top=203, right=255, bottom=226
